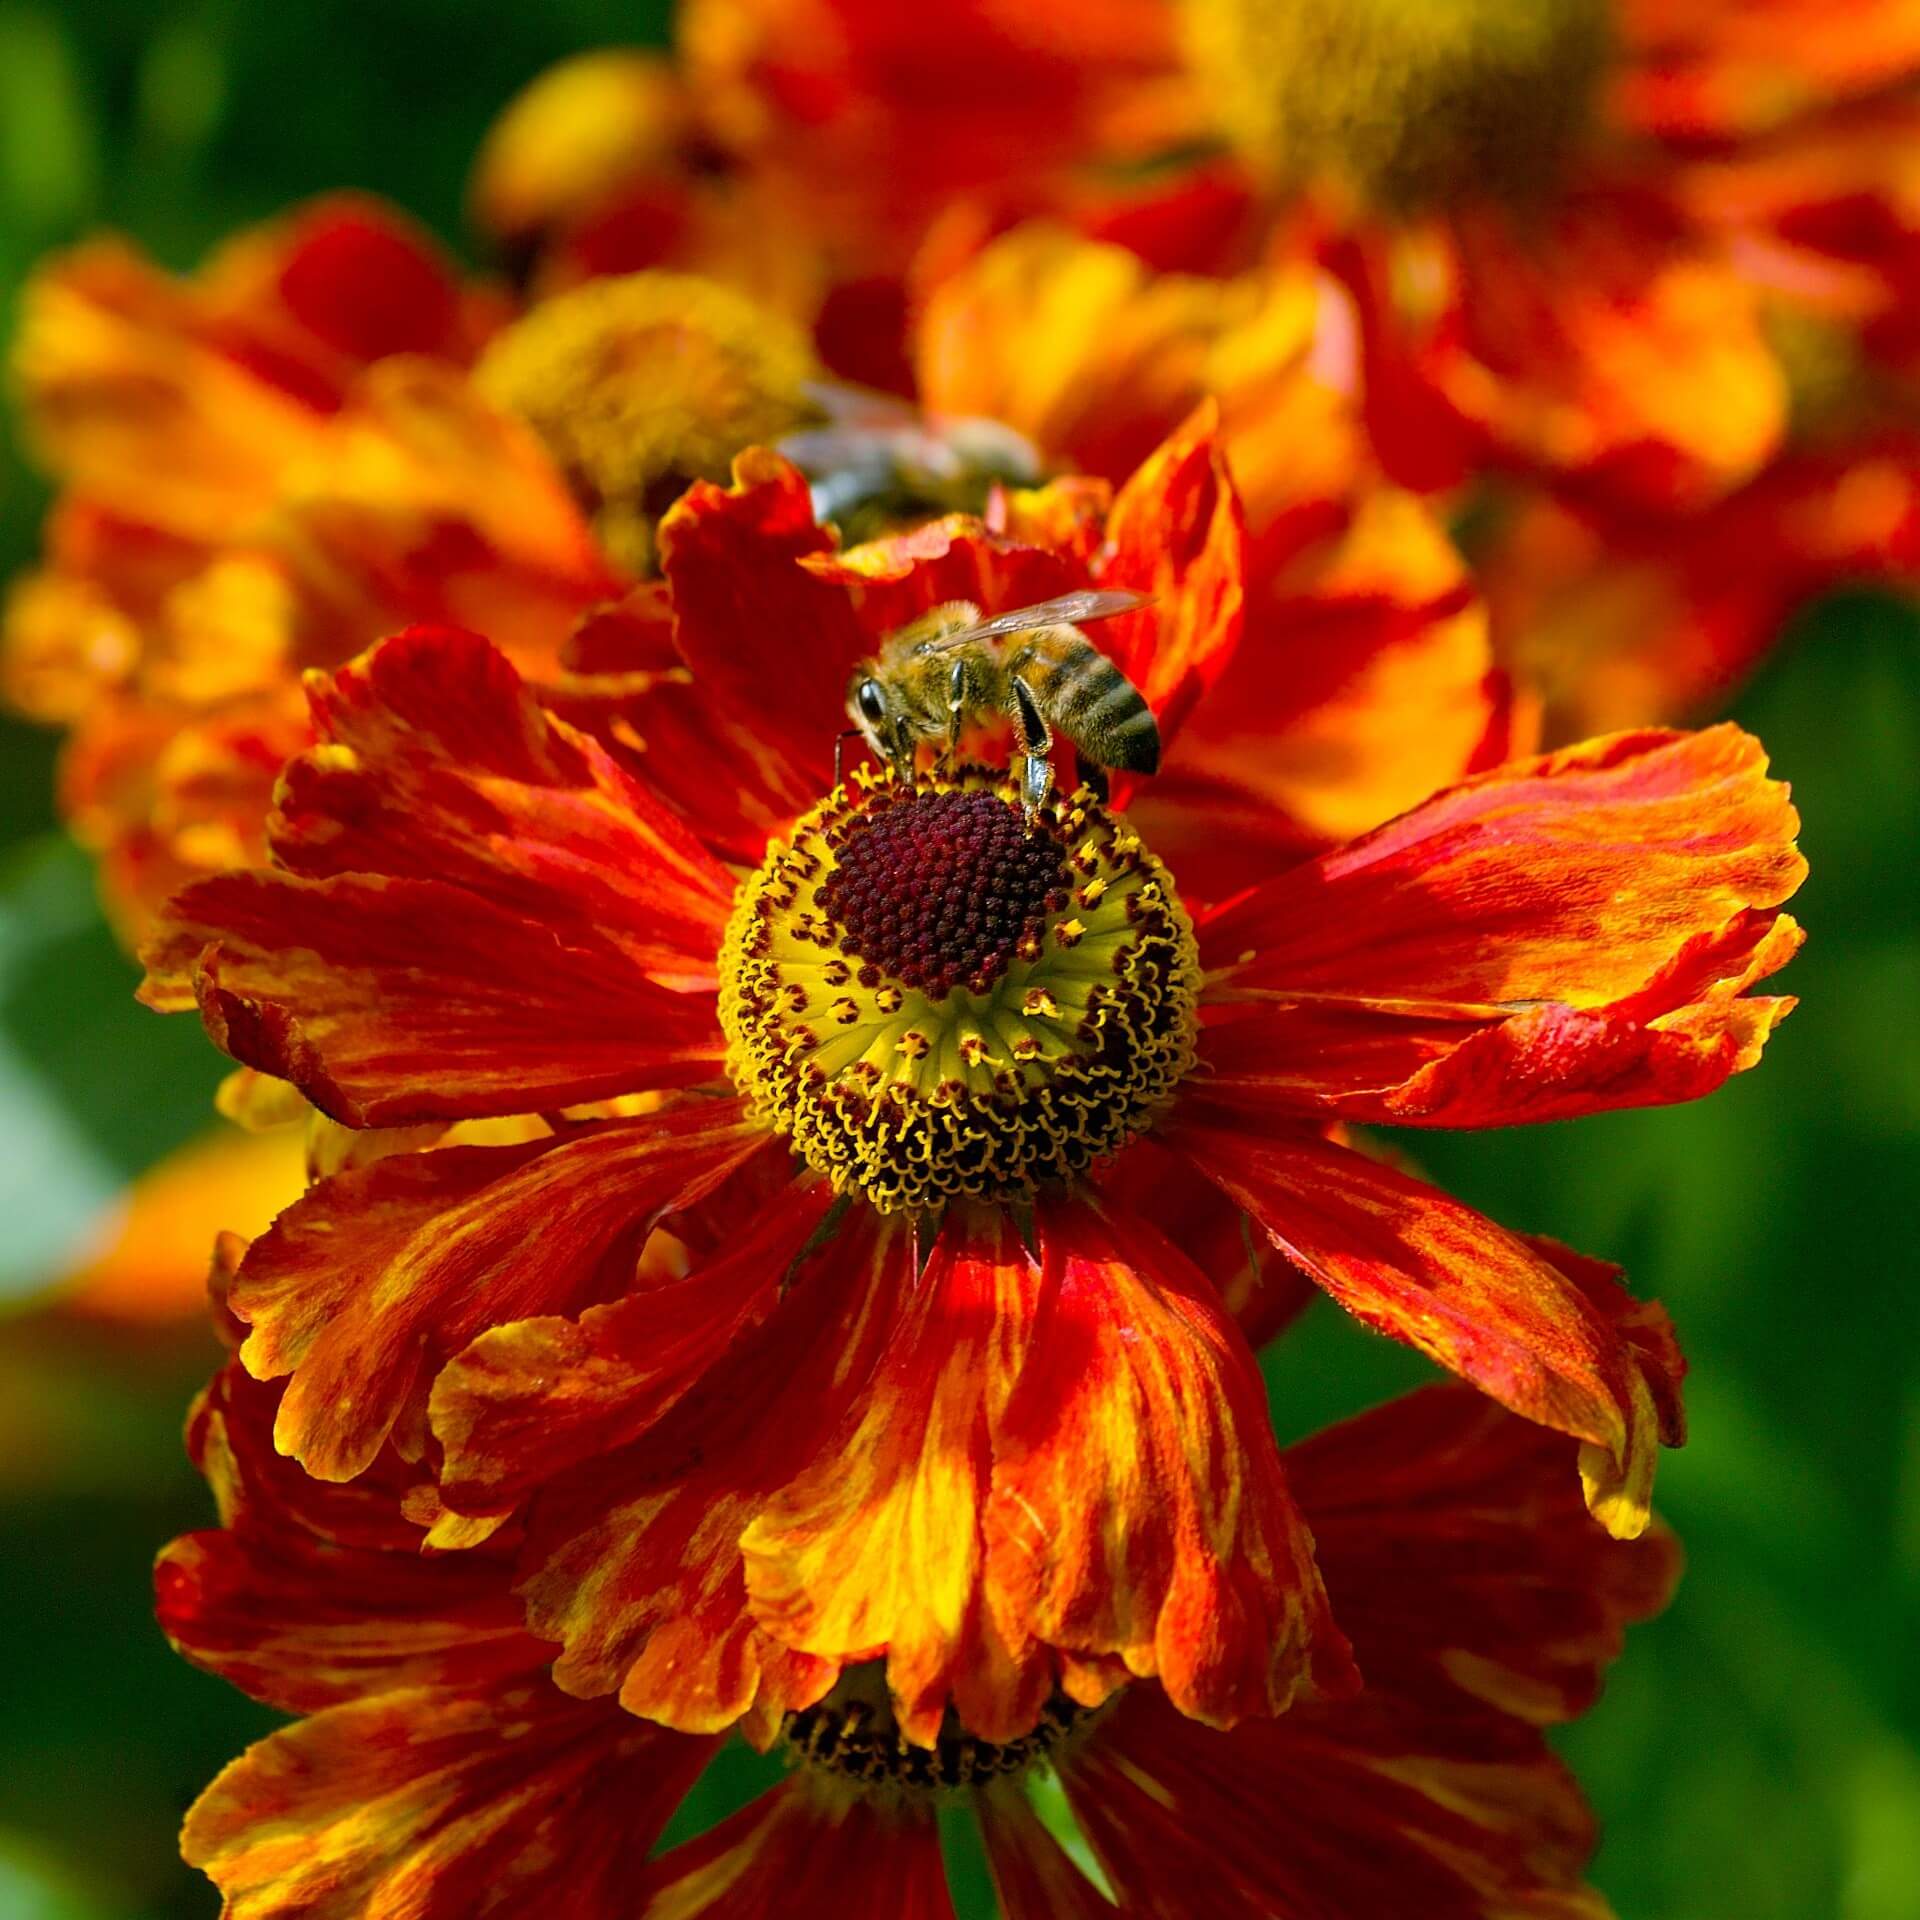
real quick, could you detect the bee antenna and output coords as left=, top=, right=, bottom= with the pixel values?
left=832, top=727, right=863, bottom=787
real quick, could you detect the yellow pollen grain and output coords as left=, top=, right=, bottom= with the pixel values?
left=1179, top=0, right=1613, bottom=211
left=473, top=270, right=818, bottom=572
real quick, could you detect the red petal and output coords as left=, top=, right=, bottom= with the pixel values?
left=232, top=1102, right=762, bottom=1480
left=801, top=514, right=1083, bottom=641
left=983, top=1196, right=1352, bottom=1724
left=1170, top=1123, right=1685, bottom=1537
left=657, top=449, right=868, bottom=794
left=431, top=1178, right=832, bottom=1521
left=978, top=1783, right=1119, bottom=1920
left=1199, top=725, right=1805, bottom=1124
left=515, top=1213, right=907, bottom=1733
left=1067, top=1685, right=1609, bottom=1920
left=278, top=627, right=734, bottom=982
left=184, top=1685, right=707, bottom=1920
left=642, top=1780, right=952, bottom=1919
left=1023, top=1382, right=1677, bottom=1916
left=141, top=869, right=723, bottom=1126
left=1095, top=401, right=1245, bottom=758
left=273, top=196, right=465, bottom=365
left=158, top=1365, right=537, bottom=1712
left=740, top=1209, right=1052, bottom=1745
left=1287, top=1384, right=1682, bottom=1720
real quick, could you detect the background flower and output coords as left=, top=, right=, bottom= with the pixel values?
left=0, top=8, right=1915, bottom=1920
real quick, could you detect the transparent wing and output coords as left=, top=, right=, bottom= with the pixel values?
left=912, top=589, right=1151, bottom=656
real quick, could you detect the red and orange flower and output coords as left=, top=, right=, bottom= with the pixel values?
left=140, top=421, right=1798, bottom=1756
left=163, top=1357, right=1677, bottom=1917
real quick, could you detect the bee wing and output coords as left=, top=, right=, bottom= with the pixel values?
left=911, top=588, right=1152, bottom=656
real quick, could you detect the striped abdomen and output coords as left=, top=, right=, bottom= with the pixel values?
left=1013, top=627, right=1161, bottom=774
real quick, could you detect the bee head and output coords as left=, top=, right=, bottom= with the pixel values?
left=847, top=669, right=898, bottom=765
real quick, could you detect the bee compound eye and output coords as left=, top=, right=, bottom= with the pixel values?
left=857, top=680, right=888, bottom=724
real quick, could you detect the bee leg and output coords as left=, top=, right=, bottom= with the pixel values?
left=1009, top=673, right=1055, bottom=826
left=944, top=659, right=968, bottom=766
left=889, top=718, right=918, bottom=787
left=1080, top=762, right=1110, bottom=805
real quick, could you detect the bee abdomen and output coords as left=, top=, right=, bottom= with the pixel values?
left=1049, top=653, right=1160, bottom=773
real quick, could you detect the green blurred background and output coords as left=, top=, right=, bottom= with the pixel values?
left=0, top=5, right=1915, bottom=1916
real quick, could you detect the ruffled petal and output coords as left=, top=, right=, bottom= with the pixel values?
left=1135, top=486, right=1505, bottom=891
left=230, top=1101, right=764, bottom=1480
left=1168, top=1124, right=1686, bottom=1537
left=277, top=627, right=734, bottom=980
left=982, top=1197, right=1351, bottom=1724
left=183, top=1685, right=707, bottom=1920
left=140, top=868, right=724, bottom=1125
left=431, top=1177, right=832, bottom=1522
left=1199, top=725, right=1805, bottom=1124
left=159, top=1366, right=537, bottom=1713
left=656, top=448, right=869, bottom=795
left=800, top=512, right=1083, bottom=639
left=641, top=1779, right=952, bottom=1920
left=1287, top=1384, right=1682, bottom=1720
left=739, top=1209, right=1050, bottom=1745
left=1095, top=402, right=1245, bottom=756
left=514, top=1212, right=908, bottom=1732
left=1036, top=1388, right=1675, bottom=1917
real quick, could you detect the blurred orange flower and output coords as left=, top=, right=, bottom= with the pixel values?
left=503, top=1, right=1920, bottom=729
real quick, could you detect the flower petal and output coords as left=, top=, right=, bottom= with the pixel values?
left=514, top=1212, right=907, bottom=1733
left=977, top=1782, right=1119, bottom=1920
left=739, top=1209, right=1052, bottom=1744
left=1199, top=725, right=1805, bottom=1124
left=1095, top=401, right=1245, bottom=757
left=158, top=1365, right=537, bottom=1712
left=641, top=1779, right=952, bottom=1920
left=276, top=626, right=735, bottom=980
left=231, top=1102, right=763, bottom=1481
left=140, top=868, right=724, bottom=1126
left=183, top=1684, right=707, bottom=1920
left=431, top=1177, right=832, bottom=1522
left=1287, top=1384, right=1682, bottom=1721
left=1169, top=1123, right=1685, bottom=1537
left=983, top=1196, right=1352, bottom=1724
left=656, top=447, right=868, bottom=794
left=1039, top=1388, right=1676, bottom=1918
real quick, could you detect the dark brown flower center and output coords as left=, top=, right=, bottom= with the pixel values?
left=815, top=787, right=1069, bottom=1002
left=783, top=1688, right=1091, bottom=1795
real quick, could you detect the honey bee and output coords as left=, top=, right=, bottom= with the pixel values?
left=779, top=383, right=1043, bottom=541
left=844, top=589, right=1158, bottom=822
